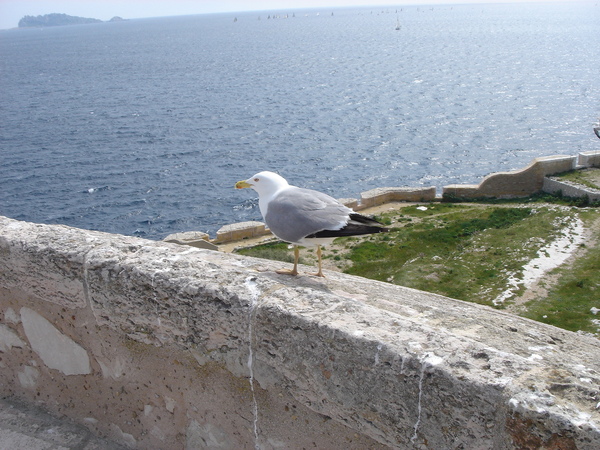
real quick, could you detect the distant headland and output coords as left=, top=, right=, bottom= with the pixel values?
left=18, top=13, right=125, bottom=28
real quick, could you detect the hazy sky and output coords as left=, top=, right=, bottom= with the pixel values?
left=0, top=0, right=581, bottom=30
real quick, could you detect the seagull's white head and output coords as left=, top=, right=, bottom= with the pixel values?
left=235, top=171, right=289, bottom=198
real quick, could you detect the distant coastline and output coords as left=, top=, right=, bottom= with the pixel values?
left=18, top=13, right=124, bottom=28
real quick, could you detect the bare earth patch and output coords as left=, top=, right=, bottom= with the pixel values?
left=505, top=210, right=600, bottom=314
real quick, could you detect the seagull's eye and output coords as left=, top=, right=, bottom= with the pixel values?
left=254, top=178, right=259, bottom=182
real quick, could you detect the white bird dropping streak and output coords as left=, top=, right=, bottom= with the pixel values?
left=245, top=276, right=260, bottom=449
left=150, top=271, right=162, bottom=329
left=411, top=353, right=444, bottom=444
left=374, top=343, right=383, bottom=366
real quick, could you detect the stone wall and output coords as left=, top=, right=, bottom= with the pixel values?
left=1, top=215, right=599, bottom=449
left=579, top=151, right=600, bottom=168
left=356, top=186, right=436, bottom=209
left=214, top=221, right=270, bottom=243
left=543, top=177, right=600, bottom=202
left=442, top=155, right=577, bottom=199
left=209, top=152, right=599, bottom=245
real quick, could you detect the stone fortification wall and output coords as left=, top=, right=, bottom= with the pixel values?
left=1, top=215, right=599, bottom=449
left=204, top=152, right=599, bottom=245
left=355, top=186, right=436, bottom=209
left=442, top=155, right=577, bottom=199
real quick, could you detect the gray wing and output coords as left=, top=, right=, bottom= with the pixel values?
left=265, top=187, right=352, bottom=243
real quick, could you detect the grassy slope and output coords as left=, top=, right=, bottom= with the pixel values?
left=235, top=201, right=600, bottom=337
left=343, top=205, right=563, bottom=305
left=555, top=167, right=600, bottom=191
left=520, top=209, right=600, bottom=335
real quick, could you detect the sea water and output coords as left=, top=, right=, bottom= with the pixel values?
left=1, top=2, right=598, bottom=239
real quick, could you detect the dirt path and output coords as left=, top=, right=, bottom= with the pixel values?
left=505, top=209, right=600, bottom=314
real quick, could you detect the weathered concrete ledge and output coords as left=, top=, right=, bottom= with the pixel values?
left=356, top=186, right=436, bottom=210
left=579, top=150, right=600, bottom=168
left=214, top=220, right=270, bottom=243
left=163, top=231, right=218, bottom=250
left=1, top=216, right=599, bottom=449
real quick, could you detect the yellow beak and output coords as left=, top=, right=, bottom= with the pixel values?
left=235, top=180, right=252, bottom=189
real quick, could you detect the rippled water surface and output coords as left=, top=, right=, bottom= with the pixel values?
left=1, top=3, right=598, bottom=239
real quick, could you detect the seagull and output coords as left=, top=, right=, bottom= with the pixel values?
left=235, top=171, right=389, bottom=277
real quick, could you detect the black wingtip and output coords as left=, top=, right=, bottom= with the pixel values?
left=307, top=223, right=388, bottom=239
left=306, top=213, right=389, bottom=239
left=348, top=213, right=386, bottom=227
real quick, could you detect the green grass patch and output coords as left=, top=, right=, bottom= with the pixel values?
left=344, top=206, right=575, bottom=308
left=522, top=226, right=600, bottom=335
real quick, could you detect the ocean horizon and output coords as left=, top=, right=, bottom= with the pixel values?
left=1, top=2, right=598, bottom=239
